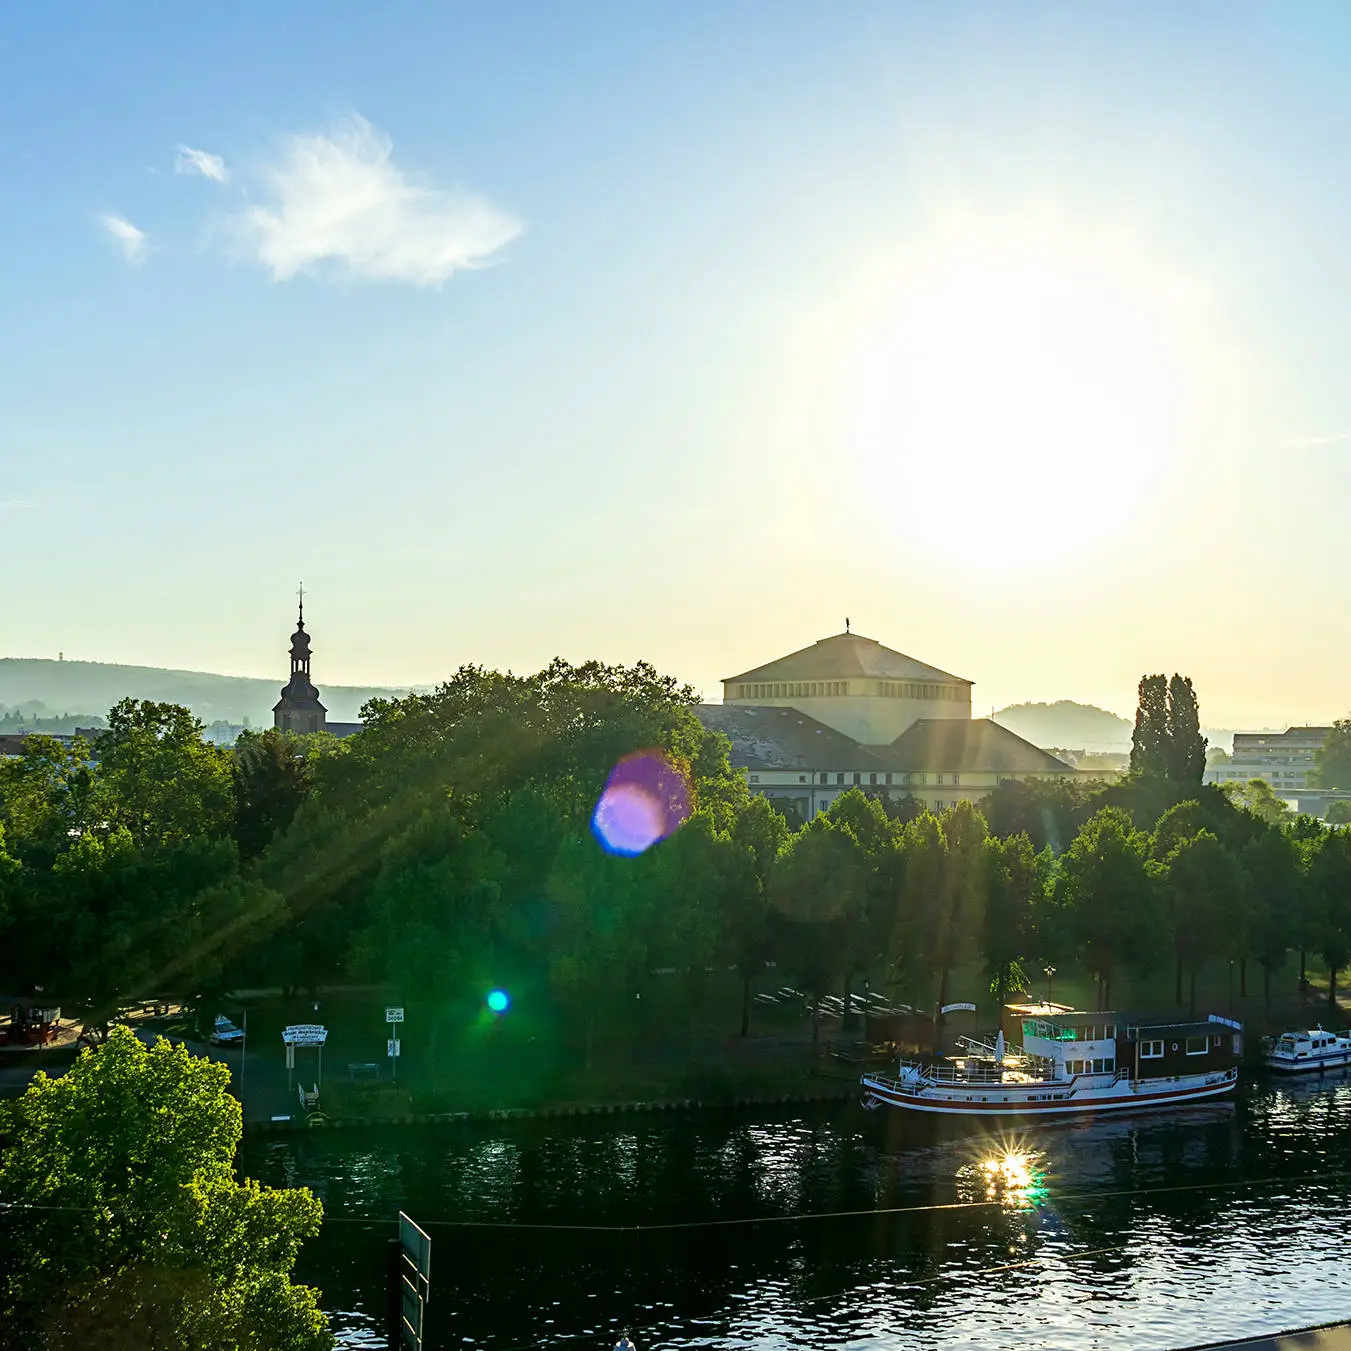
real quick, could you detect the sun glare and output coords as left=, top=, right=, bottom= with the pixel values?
left=852, top=239, right=1187, bottom=572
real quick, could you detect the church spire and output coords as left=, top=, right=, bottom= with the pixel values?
left=274, top=588, right=327, bottom=735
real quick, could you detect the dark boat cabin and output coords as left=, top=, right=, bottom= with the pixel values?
left=1015, top=1006, right=1242, bottom=1080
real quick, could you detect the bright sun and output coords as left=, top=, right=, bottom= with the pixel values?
left=852, top=239, right=1187, bottom=571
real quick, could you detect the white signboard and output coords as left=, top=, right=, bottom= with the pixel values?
left=940, top=1002, right=977, bottom=1015
left=387, top=1038, right=401, bottom=1058
left=386, top=1007, right=405, bottom=1023
left=283, top=1024, right=328, bottom=1046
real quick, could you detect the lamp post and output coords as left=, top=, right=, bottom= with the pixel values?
left=1043, top=965, right=1056, bottom=1009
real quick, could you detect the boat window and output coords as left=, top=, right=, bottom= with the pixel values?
left=1185, top=1036, right=1207, bottom=1056
left=1141, top=1040, right=1164, bottom=1059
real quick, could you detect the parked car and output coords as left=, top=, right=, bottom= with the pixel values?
left=210, top=1015, right=245, bottom=1046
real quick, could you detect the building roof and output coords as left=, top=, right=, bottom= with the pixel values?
left=884, top=719, right=1073, bottom=774
left=695, top=704, right=894, bottom=772
left=723, top=631, right=971, bottom=686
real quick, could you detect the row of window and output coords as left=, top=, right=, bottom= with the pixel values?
left=734, top=680, right=965, bottom=701
left=813, top=795, right=961, bottom=814
left=1138, top=1037, right=1210, bottom=1058
left=879, top=681, right=962, bottom=701
left=1067, top=1024, right=1117, bottom=1041
left=1066, top=1059, right=1114, bottom=1075
left=737, top=681, right=849, bottom=700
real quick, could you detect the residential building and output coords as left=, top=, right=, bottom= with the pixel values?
left=1204, top=727, right=1330, bottom=794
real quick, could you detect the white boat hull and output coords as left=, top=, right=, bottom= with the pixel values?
left=860, top=1069, right=1238, bottom=1117
left=1266, top=1050, right=1351, bottom=1074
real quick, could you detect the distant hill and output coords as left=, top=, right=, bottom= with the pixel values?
left=0, top=658, right=408, bottom=728
left=994, top=701, right=1132, bottom=752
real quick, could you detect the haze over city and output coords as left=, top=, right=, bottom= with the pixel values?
left=5, top=3, right=1351, bottom=727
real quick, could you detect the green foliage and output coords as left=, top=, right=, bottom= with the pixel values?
left=1316, top=720, right=1351, bottom=790
left=1053, top=807, right=1159, bottom=1006
left=0, top=1027, right=329, bottom=1349
left=1222, top=778, right=1293, bottom=826
left=1163, top=828, right=1246, bottom=1014
left=94, top=699, right=234, bottom=850
left=982, top=832, right=1048, bottom=1006
left=1129, top=673, right=1206, bottom=787
left=1165, top=675, right=1207, bottom=787
left=232, top=729, right=312, bottom=860
left=1328, top=800, right=1351, bottom=825
left=1308, top=829, right=1351, bottom=1006
left=1130, top=674, right=1169, bottom=777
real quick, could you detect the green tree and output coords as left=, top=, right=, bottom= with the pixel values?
left=0, top=1028, right=329, bottom=1349
left=982, top=833, right=1046, bottom=1020
left=726, top=793, right=790, bottom=1036
left=1054, top=807, right=1158, bottom=1009
left=1130, top=674, right=1170, bottom=777
left=1308, top=829, right=1351, bottom=1009
left=94, top=700, right=234, bottom=851
left=232, top=729, right=312, bottom=861
left=1165, top=675, right=1207, bottom=788
left=1222, top=778, right=1293, bottom=826
left=1327, top=801, right=1351, bottom=826
left=771, top=816, right=865, bottom=1046
left=1244, top=826, right=1301, bottom=1006
left=933, top=800, right=989, bottom=1014
left=1164, top=829, right=1245, bottom=1016
left=1315, top=720, right=1351, bottom=790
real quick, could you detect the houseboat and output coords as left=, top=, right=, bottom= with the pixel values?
left=1264, top=1027, right=1351, bottom=1073
left=860, top=1006, right=1241, bottom=1118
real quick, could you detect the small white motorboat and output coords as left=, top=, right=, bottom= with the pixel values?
left=1265, top=1027, right=1351, bottom=1073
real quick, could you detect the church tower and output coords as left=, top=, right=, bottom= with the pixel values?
left=272, top=590, right=328, bottom=735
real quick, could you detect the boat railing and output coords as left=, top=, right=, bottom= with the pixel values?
left=955, top=1034, right=1027, bottom=1059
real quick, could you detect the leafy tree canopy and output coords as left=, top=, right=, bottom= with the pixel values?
left=0, top=1028, right=330, bottom=1350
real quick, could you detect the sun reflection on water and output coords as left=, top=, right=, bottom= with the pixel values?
left=956, top=1142, right=1049, bottom=1211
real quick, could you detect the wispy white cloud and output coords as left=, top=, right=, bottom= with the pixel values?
left=230, top=114, right=522, bottom=285
left=99, top=213, right=149, bottom=265
left=175, top=145, right=229, bottom=183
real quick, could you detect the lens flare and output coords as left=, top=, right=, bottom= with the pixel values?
left=591, top=751, right=692, bottom=856
left=486, top=989, right=510, bottom=1014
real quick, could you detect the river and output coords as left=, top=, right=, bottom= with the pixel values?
left=239, top=1071, right=1351, bottom=1350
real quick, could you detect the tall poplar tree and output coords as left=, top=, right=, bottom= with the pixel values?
left=1165, top=675, right=1208, bottom=788
left=1130, top=675, right=1169, bottom=777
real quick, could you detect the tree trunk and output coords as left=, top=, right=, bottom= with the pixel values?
left=1188, top=969, right=1197, bottom=1018
left=842, top=971, right=854, bottom=1033
left=740, top=972, right=752, bottom=1038
left=811, top=995, right=821, bottom=1049
left=1175, top=954, right=1183, bottom=1005
left=937, top=964, right=951, bottom=1014
left=585, top=1017, right=595, bottom=1072
left=1103, top=974, right=1112, bottom=1010
left=1240, top=957, right=1248, bottom=999
left=1330, top=968, right=1340, bottom=1011
left=1300, top=948, right=1308, bottom=990
left=1263, top=964, right=1271, bottom=1009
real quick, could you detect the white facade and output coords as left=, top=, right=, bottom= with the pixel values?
left=1204, top=727, right=1329, bottom=794
left=746, top=764, right=1023, bottom=819
left=722, top=631, right=972, bottom=746
left=724, top=679, right=970, bottom=746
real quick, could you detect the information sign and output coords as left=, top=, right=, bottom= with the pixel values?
left=282, top=1024, right=328, bottom=1046
left=387, top=1038, right=401, bottom=1057
left=386, top=1007, right=405, bottom=1023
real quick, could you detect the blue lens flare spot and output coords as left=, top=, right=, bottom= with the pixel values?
left=591, top=750, right=693, bottom=857
left=486, top=989, right=510, bottom=1014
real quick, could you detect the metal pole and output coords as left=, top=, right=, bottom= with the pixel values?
left=241, top=1009, right=248, bottom=1114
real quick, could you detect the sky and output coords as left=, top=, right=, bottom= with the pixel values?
left=4, top=2, right=1351, bottom=728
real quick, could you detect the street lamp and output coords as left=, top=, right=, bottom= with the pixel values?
left=1043, top=965, right=1056, bottom=1008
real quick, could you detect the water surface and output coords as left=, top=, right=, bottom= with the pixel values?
left=239, top=1072, right=1351, bottom=1350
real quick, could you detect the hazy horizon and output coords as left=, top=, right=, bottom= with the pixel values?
left=6, top=4, right=1351, bottom=730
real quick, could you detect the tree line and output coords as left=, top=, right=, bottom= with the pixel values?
left=1, top=664, right=1347, bottom=1054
